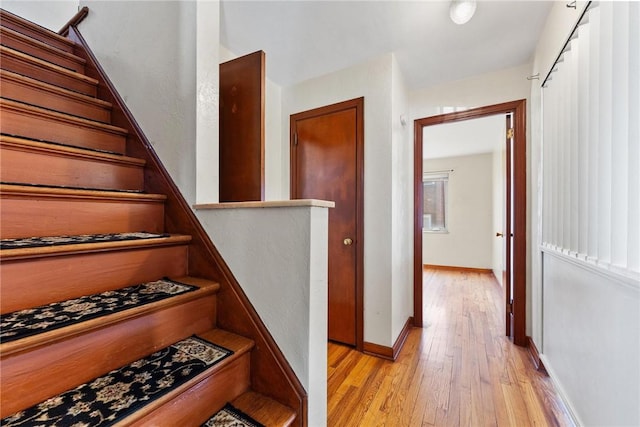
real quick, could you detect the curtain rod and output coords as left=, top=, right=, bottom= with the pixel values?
left=542, top=1, right=592, bottom=87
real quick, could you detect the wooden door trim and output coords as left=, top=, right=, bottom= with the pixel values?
left=290, top=97, right=365, bottom=351
left=413, top=99, right=527, bottom=346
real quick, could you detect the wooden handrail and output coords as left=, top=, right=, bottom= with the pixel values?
left=58, top=6, right=89, bottom=37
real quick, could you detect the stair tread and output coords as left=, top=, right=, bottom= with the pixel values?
left=1, top=69, right=111, bottom=108
left=0, top=276, right=220, bottom=355
left=0, top=331, right=253, bottom=426
left=231, top=391, right=297, bottom=426
left=0, top=182, right=162, bottom=200
left=1, top=97, right=126, bottom=135
left=0, top=8, right=77, bottom=51
left=0, top=26, right=86, bottom=66
left=1, top=45, right=96, bottom=84
left=0, top=134, right=145, bottom=167
left=0, top=233, right=192, bottom=260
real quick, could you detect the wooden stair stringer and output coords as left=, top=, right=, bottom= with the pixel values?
left=66, top=24, right=307, bottom=425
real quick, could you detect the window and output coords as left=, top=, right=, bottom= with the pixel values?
left=423, top=172, right=449, bottom=232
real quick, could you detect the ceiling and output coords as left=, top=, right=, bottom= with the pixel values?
left=220, top=0, right=553, bottom=91
left=423, top=114, right=504, bottom=159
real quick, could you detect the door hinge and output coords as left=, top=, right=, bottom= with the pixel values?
left=507, top=128, right=514, bottom=139
left=507, top=301, right=513, bottom=314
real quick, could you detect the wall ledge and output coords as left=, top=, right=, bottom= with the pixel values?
left=194, top=199, right=334, bottom=210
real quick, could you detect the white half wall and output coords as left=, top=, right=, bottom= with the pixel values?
left=541, top=251, right=640, bottom=426
left=196, top=203, right=330, bottom=426
left=423, top=153, right=494, bottom=270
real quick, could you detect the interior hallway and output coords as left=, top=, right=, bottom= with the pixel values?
left=327, top=268, right=574, bottom=426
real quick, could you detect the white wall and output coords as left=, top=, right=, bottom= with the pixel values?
left=422, top=153, right=494, bottom=270
left=197, top=204, right=329, bottom=426
left=390, top=56, right=414, bottom=342
left=282, top=53, right=404, bottom=347
left=2, top=0, right=79, bottom=31
left=78, top=0, right=199, bottom=204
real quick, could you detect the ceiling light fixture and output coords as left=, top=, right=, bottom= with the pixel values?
left=449, top=0, right=477, bottom=25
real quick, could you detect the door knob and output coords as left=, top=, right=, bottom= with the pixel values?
left=343, top=238, right=353, bottom=246
left=496, top=232, right=504, bottom=237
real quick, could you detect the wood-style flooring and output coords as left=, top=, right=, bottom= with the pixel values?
left=327, top=268, right=574, bottom=426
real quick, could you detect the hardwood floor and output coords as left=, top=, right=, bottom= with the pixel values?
left=327, top=268, right=574, bottom=426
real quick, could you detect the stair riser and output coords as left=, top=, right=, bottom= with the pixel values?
left=1, top=107, right=126, bottom=154
left=0, top=296, right=217, bottom=418
left=0, top=14, right=76, bottom=53
left=128, top=354, right=251, bottom=426
left=0, top=29, right=85, bottom=73
left=0, top=75, right=111, bottom=122
left=0, top=195, right=164, bottom=239
left=1, top=53, right=96, bottom=96
left=1, top=245, right=189, bottom=313
left=0, top=146, right=144, bottom=190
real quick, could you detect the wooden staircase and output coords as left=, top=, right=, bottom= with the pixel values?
left=0, top=9, right=301, bottom=426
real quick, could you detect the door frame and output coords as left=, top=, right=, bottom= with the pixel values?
left=290, top=97, right=365, bottom=351
left=413, top=99, right=528, bottom=346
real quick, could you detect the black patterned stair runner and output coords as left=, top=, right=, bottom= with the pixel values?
left=203, top=403, right=265, bottom=427
left=0, top=232, right=170, bottom=250
left=0, top=278, right=197, bottom=343
left=1, top=336, right=233, bottom=426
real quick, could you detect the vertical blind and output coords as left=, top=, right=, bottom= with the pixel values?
left=542, top=1, right=639, bottom=279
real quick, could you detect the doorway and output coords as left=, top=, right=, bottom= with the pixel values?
left=290, top=97, right=364, bottom=349
left=413, top=100, right=527, bottom=346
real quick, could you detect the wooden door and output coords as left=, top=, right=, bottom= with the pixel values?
left=291, top=98, right=364, bottom=348
left=414, top=100, right=528, bottom=346
left=219, top=50, right=265, bottom=202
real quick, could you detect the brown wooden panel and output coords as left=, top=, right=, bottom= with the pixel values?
left=0, top=190, right=165, bottom=238
left=219, top=51, right=265, bottom=202
left=0, top=140, right=144, bottom=190
left=0, top=70, right=111, bottom=122
left=0, top=99, right=126, bottom=154
left=0, top=26, right=85, bottom=73
left=1, top=46, right=97, bottom=96
left=0, top=297, right=217, bottom=417
left=0, top=244, right=189, bottom=313
left=0, top=9, right=76, bottom=53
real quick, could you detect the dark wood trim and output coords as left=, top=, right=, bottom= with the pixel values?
left=423, top=264, right=494, bottom=274
left=290, top=97, right=365, bottom=352
left=66, top=26, right=307, bottom=426
left=527, top=336, right=547, bottom=374
left=413, top=120, right=424, bottom=328
left=58, top=6, right=89, bottom=37
left=414, top=99, right=528, bottom=347
left=363, top=317, right=413, bottom=361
